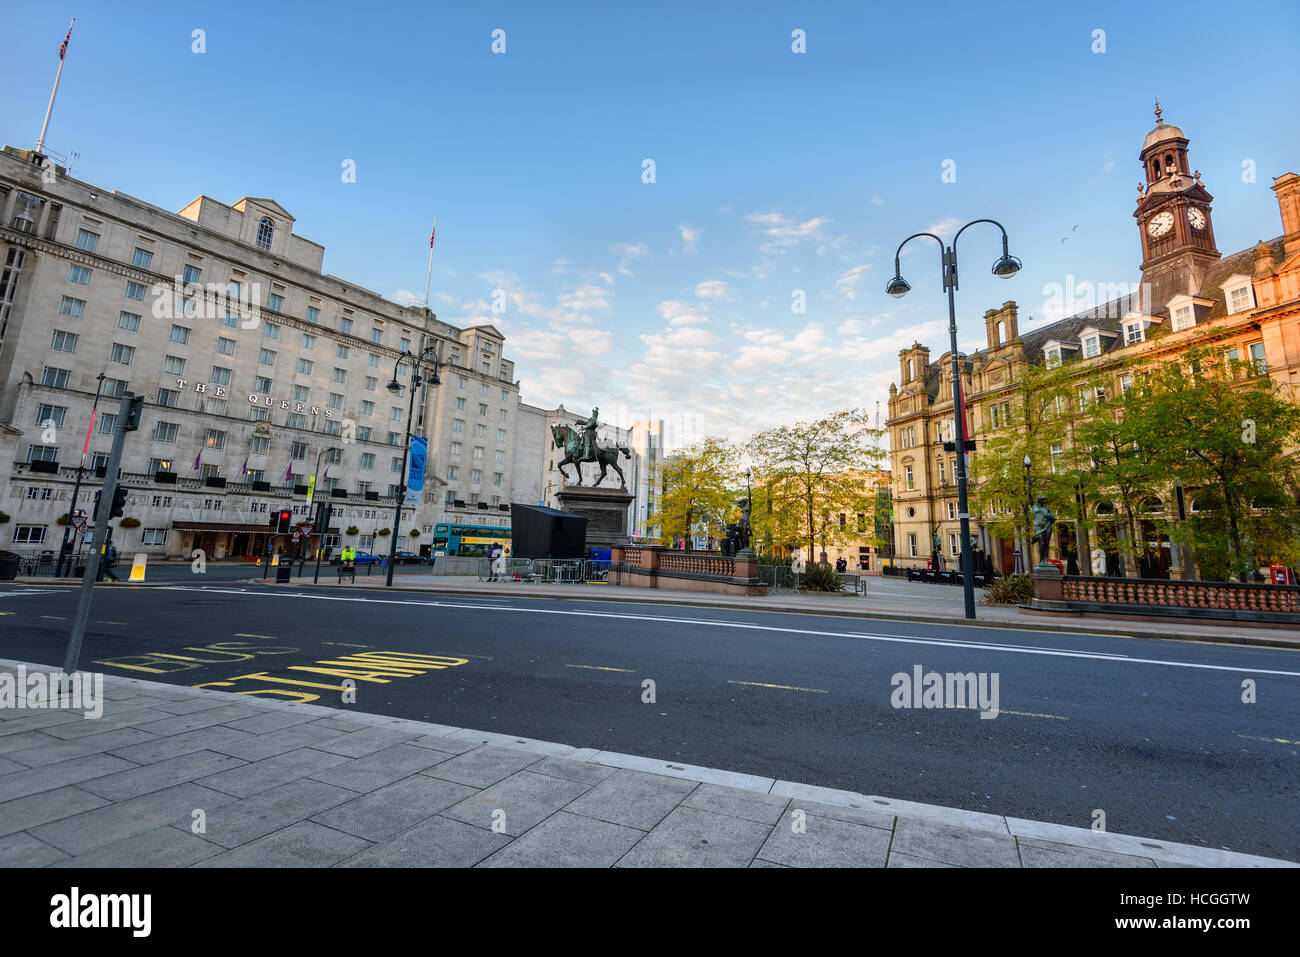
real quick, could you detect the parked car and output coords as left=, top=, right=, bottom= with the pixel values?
left=394, top=551, right=430, bottom=565
left=330, top=550, right=384, bottom=566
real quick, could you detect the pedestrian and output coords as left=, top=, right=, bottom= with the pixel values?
left=104, top=542, right=120, bottom=582
left=342, top=545, right=355, bottom=568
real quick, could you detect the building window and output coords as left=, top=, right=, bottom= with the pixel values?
left=908, top=533, right=917, bottom=557
left=205, top=429, right=227, bottom=451
left=59, top=295, right=86, bottom=316
left=497, top=428, right=507, bottom=442
left=360, top=400, right=374, bottom=416
left=904, top=465, right=914, bottom=490
left=1250, top=342, right=1267, bottom=375
left=323, top=420, right=341, bottom=436
left=125, top=280, right=147, bottom=301
left=223, top=312, right=239, bottom=328
left=267, top=294, right=283, bottom=314
left=290, top=441, right=308, bottom=460
left=169, top=324, right=190, bottom=345
left=1120, top=374, right=1133, bottom=394
left=366, top=352, right=378, bottom=367
left=364, top=376, right=377, bottom=392
left=155, top=388, right=180, bottom=408
left=447, top=465, right=459, bottom=480
left=259, top=348, right=276, bottom=366
left=471, top=469, right=482, bottom=484
left=110, top=343, right=134, bottom=365
left=1124, top=320, right=1145, bottom=345
left=371, top=328, right=383, bottom=344
left=153, top=422, right=179, bottom=444
left=356, top=426, right=371, bottom=441
left=1171, top=305, right=1194, bottom=331
left=949, top=534, right=958, bottom=557
left=288, top=413, right=307, bottom=429
left=937, top=460, right=946, bottom=486
left=332, top=368, right=347, bottom=384
left=141, top=529, right=167, bottom=546
left=35, top=403, right=67, bottom=428
left=302, top=333, right=316, bottom=349
left=339, top=317, right=353, bottom=335
left=498, top=408, right=508, bottom=422
left=1227, top=284, right=1254, bottom=315
left=98, top=412, right=118, bottom=435
left=387, top=432, right=400, bottom=445
left=254, top=376, right=272, bottom=395
left=250, top=435, right=270, bottom=454
left=249, top=407, right=271, bottom=423
left=452, top=419, right=464, bottom=433
left=67, top=265, right=92, bottom=286
left=41, top=367, right=71, bottom=388
left=360, top=453, right=375, bottom=470
left=256, top=217, right=275, bottom=251
left=328, top=393, right=343, bottom=411
left=50, top=330, right=78, bottom=353
left=13, top=525, right=47, bottom=544
left=132, top=247, right=153, bottom=270
left=1050, top=443, right=1064, bottom=473
left=1082, top=334, right=1100, bottom=358
left=163, top=355, right=185, bottom=376
left=75, top=229, right=99, bottom=252
left=292, top=384, right=310, bottom=403
left=297, top=358, right=313, bottom=375
left=148, top=457, right=173, bottom=474
left=264, top=322, right=280, bottom=339
left=305, top=305, right=319, bottom=324
left=493, top=473, right=503, bottom=487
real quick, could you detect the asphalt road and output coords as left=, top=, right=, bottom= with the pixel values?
left=2, top=582, right=1297, bottom=861
left=35, top=561, right=433, bottom=584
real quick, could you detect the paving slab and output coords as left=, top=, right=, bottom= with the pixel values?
left=529, top=755, right=620, bottom=787
left=421, top=744, right=542, bottom=788
left=132, top=704, right=267, bottom=737
left=681, top=783, right=791, bottom=826
left=890, top=817, right=1022, bottom=867
left=406, top=733, right=478, bottom=755
left=309, top=743, right=448, bottom=792
left=222, top=710, right=325, bottom=734
left=106, top=725, right=258, bottom=765
left=478, top=811, right=644, bottom=867
left=173, top=778, right=359, bottom=849
left=28, top=783, right=234, bottom=855
left=309, top=726, right=423, bottom=758
left=756, top=813, right=892, bottom=868
left=0, top=831, right=71, bottom=867
left=0, top=752, right=137, bottom=804
left=0, top=756, right=24, bottom=775
left=792, top=799, right=897, bottom=831
left=311, top=775, right=476, bottom=842
left=0, top=786, right=111, bottom=838
left=0, top=709, right=89, bottom=737
left=0, top=730, right=62, bottom=757
left=40, top=707, right=175, bottom=740
left=53, top=825, right=224, bottom=868
left=196, top=821, right=372, bottom=867
left=886, top=852, right=958, bottom=868
left=1018, top=837, right=1158, bottom=868
left=196, top=747, right=352, bottom=799
left=206, top=722, right=350, bottom=761
left=442, top=770, right=590, bottom=836
left=4, top=727, right=159, bottom=768
left=78, top=750, right=248, bottom=802
left=338, top=814, right=509, bottom=867
left=616, top=806, right=772, bottom=867
left=565, top=769, right=697, bottom=831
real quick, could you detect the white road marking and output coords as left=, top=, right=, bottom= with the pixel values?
left=162, top=586, right=1300, bottom=678
left=0, top=590, right=61, bottom=598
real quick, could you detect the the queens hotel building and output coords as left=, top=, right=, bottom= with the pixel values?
left=0, top=144, right=523, bottom=560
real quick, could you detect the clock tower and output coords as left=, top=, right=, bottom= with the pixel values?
left=1134, top=102, right=1221, bottom=305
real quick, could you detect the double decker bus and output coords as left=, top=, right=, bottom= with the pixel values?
left=432, top=523, right=512, bottom=557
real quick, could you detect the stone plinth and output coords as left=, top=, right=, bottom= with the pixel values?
left=555, top=485, right=633, bottom=551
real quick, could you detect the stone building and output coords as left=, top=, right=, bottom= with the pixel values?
left=886, top=112, right=1300, bottom=576
left=0, top=144, right=526, bottom=560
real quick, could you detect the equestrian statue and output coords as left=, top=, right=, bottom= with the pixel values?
left=550, top=407, right=631, bottom=488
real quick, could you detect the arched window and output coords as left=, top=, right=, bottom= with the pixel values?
left=995, top=320, right=1005, bottom=346
left=256, top=217, right=274, bottom=251
left=1143, top=497, right=1163, bottom=514
left=1095, top=502, right=1115, bottom=516
left=907, top=358, right=914, bottom=380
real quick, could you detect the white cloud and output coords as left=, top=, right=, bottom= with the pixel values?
left=870, top=197, right=885, bottom=206
left=614, top=242, right=648, bottom=277
left=835, top=264, right=872, bottom=299
left=678, top=224, right=701, bottom=255
left=695, top=279, right=732, bottom=300
left=658, top=299, right=710, bottom=326
left=391, top=288, right=423, bottom=307
left=747, top=211, right=831, bottom=256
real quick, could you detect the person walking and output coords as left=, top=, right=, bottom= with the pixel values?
left=103, top=541, right=121, bottom=582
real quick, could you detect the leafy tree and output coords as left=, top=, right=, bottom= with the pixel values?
left=746, top=409, right=884, bottom=563
left=1124, top=346, right=1300, bottom=579
left=649, top=436, right=736, bottom=549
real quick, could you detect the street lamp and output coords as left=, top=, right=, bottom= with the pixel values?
left=385, top=344, right=441, bottom=586
left=58, top=371, right=107, bottom=577
left=1023, top=455, right=1032, bottom=573
left=888, top=219, right=1021, bottom=619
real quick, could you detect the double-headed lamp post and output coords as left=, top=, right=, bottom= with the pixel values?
left=887, top=219, right=1021, bottom=620
left=385, top=345, right=441, bottom=587
left=1023, top=454, right=1033, bottom=572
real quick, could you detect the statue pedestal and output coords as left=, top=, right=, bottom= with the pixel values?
left=556, top=486, right=633, bottom=552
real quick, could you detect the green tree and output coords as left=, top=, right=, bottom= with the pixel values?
left=649, top=436, right=736, bottom=549
left=1124, top=345, right=1300, bottom=579
left=747, top=409, right=884, bottom=563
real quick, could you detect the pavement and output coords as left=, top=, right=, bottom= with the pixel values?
left=1, top=658, right=1293, bottom=868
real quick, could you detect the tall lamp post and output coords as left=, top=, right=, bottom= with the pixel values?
left=887, top=219, right=1021, bottom=619
left=385, top=345, right=440, bottom=587
left=58, top=371, right=107, bottom=577
left=1022, top=455, right=1032, bottom=573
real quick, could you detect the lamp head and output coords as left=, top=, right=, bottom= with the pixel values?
left=992, top=254, right=1022, bottom=278
left=885, top=275, right=911, bottom=299
left=1023, top=455, right=1032, bottom=467
left=386, top=379, right=402, bottom=394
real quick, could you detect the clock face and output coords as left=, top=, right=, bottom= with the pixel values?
left=1187, top=207, right=1206, bottom=230
left=1148, top=211, right=1175, bottom=237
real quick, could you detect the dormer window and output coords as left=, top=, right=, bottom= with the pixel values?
left=1081, top=333, right=1101, bottom=358
left=1222, top=276, right=1254, bottom=315
left=1171, top=304, right=1194, bottom=331
left=1044, top=346, right=1062, bottom=369
left=256, top=217, right=274, bottom=251
left=1123, top=318, right=1146, bottom=346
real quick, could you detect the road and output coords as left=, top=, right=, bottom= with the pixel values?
left=1, top=582, right=1297, bottom=861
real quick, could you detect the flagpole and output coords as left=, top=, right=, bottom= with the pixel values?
left=37, top=18, right=75, bottom=154
left=424, top=219, right=436, bottom=308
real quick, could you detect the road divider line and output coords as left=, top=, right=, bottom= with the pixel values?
left=729, top=680, right=828, bottom=694
left=234, top=633, right=277, bottom=639
left=1235, top=732, right=1298, bottom=746
left=566, top=664, right=634, bottom=673
left=160, top=586, right=1300, bottom=679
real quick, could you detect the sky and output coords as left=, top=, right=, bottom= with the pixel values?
left=3, top=0, right=1298, bottom=449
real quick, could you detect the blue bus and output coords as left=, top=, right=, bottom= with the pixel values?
left=433, top=523, right=512, bottom=557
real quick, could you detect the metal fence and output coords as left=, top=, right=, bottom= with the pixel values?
left=756, top=565, right=866, bottom=596
left=477, top=558, right=622, bottom=584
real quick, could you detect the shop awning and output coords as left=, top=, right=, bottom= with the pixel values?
left=171, top=521, right=339, bottom=534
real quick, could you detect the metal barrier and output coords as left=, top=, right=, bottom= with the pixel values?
left=477, top=558, right=619, bottom=584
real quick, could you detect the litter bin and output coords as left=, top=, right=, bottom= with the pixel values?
left=275, top=565, right=292, bottom=583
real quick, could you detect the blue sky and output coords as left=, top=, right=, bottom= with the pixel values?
left=4, top=0, right=1297, bottom=446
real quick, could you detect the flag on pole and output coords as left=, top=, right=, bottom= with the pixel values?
left=241, top=455, right=249, bottom=476
left=284, top=463, right=293, bottom=483
left=192, top=450, right=202, bottom=471
left=430, top=225, right=436, bottom=248
left=322, top=467, right=329, bottom=483
left=59, top=22, right=74, bottom=60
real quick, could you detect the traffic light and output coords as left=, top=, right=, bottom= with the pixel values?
left=122, top=394, right=145, bottom=432
left=92, top=490, right=103, bottom=522
left=276, top=510, right=292, bottom=534
left=109, top=485, right=128, bottom=519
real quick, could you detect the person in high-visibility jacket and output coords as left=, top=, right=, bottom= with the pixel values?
left=342, top=546, right=355, bottom=567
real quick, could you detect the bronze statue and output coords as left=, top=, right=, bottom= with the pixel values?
left=551, top=420, right=631, bottom=487
left=1032, top=494, right=1056, bottom=564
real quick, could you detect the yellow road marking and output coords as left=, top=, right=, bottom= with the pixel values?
left=41, top=615, right=65, bottom=620
left=566, top=663, right=634, bottom=673
left=96, top=620, right=126, bottom=625
left=323, top=641, right=371, bottom=648
left=0, top=611, right=12, bottom=616
left=1236, top=733, right=1299, bottom=746
left=234, top=633, right=277, bottom=639
left=728, top=680, right=828, bottom=694
left=961, top=706, right=1068, bottom=720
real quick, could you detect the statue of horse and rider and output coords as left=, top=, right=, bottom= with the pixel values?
left=550, top=407, right=631, bottom=488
